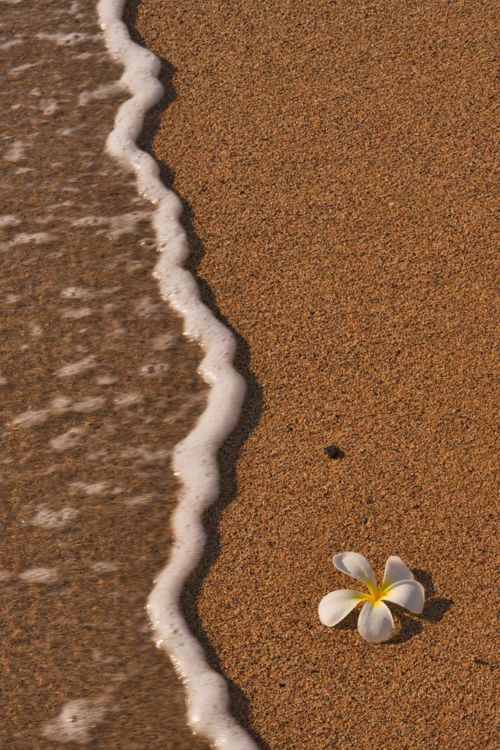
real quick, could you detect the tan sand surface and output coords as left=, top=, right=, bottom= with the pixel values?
left=131, top=1, right=498, bottom=748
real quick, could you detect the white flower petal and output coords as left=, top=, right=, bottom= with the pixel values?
left=333, top=551, right=377, bottom=589
left=357, top=601, right=394, bottom=643
left=382, top=555, right=414, bottom=588
left=318, top=589, right=366, bottom=627
left=381, top=579, right=425, bottom=614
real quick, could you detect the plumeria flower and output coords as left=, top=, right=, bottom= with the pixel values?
left=318, top=552, right=425, bottom=643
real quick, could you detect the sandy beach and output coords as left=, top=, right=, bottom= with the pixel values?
left=130, top=1, right=498, bottom=748
left=2, top=0, right=497, bottom=748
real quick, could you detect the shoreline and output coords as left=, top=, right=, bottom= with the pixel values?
left=99, top=3, right=255, bottom=745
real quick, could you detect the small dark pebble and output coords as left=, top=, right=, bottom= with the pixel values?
left=473, top=657, right=489, bottom=666
left=324, top=445, right=344, bottom=460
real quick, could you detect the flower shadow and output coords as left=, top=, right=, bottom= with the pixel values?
left=335, top=608, right=359, bottom=631
left=385, top=569, right=453, bottom=645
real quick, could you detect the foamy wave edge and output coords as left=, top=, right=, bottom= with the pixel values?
left=97, top=2, right=255, bottom=748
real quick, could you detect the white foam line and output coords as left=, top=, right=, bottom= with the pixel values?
left=97, top=3, right=254, bottom=749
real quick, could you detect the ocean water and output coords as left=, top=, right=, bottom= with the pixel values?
left=1, top=0, right=252, bottom=747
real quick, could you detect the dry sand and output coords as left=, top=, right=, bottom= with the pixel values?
left=131, top=1, right=498, bottom=748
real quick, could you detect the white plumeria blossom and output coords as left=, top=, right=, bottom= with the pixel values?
left=318, top=552, right=425, bottom=643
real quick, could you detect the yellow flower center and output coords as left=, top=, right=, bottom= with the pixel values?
left=364, top=581, right=391, bottom=605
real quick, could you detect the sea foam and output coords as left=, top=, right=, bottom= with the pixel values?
left=97, top=2, right=253, bottom=748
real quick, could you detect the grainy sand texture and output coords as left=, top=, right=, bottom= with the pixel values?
left=130, top=1, right=498, bottom=749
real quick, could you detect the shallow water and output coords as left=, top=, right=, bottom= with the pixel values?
left=0, top=1, right=208, bottom=747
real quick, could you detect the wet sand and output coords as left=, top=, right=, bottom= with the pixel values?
left=132, top=1, right=498, bottom=749
left=1, top=2, right=207, bottom=747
